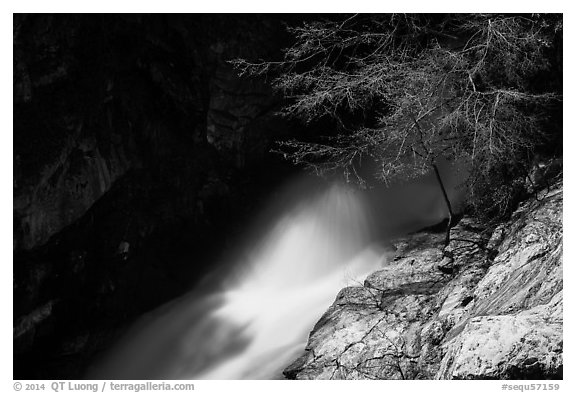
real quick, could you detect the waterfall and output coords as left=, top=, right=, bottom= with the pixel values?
left=89, top=182, right=385, bottom=379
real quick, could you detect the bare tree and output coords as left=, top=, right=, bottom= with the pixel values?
left=233, top=14, right=562, bottom=246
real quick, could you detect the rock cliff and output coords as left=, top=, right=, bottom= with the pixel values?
left=284, top=179, right=563, bottom=380
left=13, top=14, right=294, bottom=251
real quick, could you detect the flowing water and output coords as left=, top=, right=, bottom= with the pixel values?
left=89, top=182, right=386, bottom=379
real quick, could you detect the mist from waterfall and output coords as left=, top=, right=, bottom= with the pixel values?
left=89, top=161, right=465, bottom=379
left=89, top=181, right=386, bottom=379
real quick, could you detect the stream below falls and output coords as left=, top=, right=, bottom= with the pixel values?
left=88, top=182, right=386, bottom=379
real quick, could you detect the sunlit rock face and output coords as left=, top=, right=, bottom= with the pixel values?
left=438, top=181, right=562, bottom=380
left=285, top=179, right=562, bottom=380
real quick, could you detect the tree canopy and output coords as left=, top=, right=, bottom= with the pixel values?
left=233, top=14, right=562, bottom=222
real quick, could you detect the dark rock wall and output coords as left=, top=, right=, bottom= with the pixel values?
left=14, top=14, right=294, bottom=251
left=13, top=14, right=298, bottom=379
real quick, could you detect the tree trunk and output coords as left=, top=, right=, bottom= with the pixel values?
left=432, top=163, right=454, bottom=249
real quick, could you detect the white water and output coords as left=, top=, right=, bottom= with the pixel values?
left=89, top=182, right=385, bottom=379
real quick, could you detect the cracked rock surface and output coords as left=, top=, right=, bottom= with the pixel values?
left=284, top=180, right=562, bottom=380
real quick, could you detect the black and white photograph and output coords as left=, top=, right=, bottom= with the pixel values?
left=12, top=9, right=565, bottom=384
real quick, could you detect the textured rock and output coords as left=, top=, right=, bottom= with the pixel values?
left=14, top=130, right=135, bottom=250
left=13, top=15, right=292, bottom=251
left=14, top=299, right=59, bottom=341
left=438, top=181, right=563, bottom=379
left=285, top=179, right=563, bottom=380
left=437, top=292, right=562, bottom=379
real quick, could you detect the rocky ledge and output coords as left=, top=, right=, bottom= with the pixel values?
left=284, top=179, right=563, bottom=380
